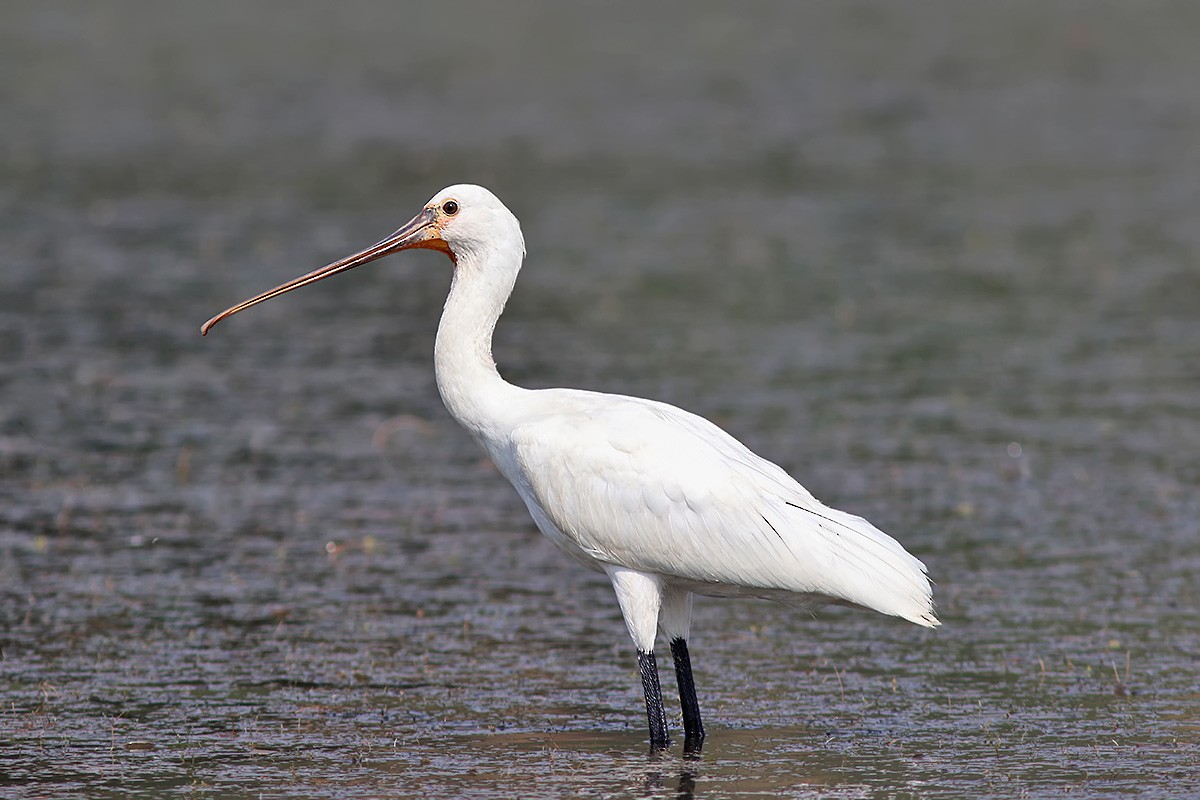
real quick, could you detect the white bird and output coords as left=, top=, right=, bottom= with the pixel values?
left=202, top=184, right=939, bottom=751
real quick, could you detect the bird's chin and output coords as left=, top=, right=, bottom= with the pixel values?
left=409, top=236, right=456, bottom=262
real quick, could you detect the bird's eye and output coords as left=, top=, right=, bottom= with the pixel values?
left=441, top=200, right=460, bottom=216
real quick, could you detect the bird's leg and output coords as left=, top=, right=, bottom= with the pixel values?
left=658, top=586, right=705, bottom=753
left=605, top=566, right=671, bottom=749
left=638, top=649, right=671, bottom=750
left=670, top=637, right=705, bottom=752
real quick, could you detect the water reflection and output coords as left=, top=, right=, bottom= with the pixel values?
left=639, top=743, right=702, bottom=798
left=638, top=764, right=698, bottom=800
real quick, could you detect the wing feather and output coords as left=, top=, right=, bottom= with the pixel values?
left=507, top=390, right=938, bottom=627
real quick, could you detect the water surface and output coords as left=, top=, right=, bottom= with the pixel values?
left=2, top=2, right=1198, bottom=797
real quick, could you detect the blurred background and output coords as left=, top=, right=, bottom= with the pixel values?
left=2, top=2, right=1197, bottom=798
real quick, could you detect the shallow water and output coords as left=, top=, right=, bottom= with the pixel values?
left=2, top=2, right=1198, bottom=797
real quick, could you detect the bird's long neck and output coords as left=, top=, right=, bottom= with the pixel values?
left=433, top=245, right=526, bottom=442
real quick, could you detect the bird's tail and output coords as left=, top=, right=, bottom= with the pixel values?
left=816, top=504, right=940, bottom=628
left=765, top=496, right=939, bottom=628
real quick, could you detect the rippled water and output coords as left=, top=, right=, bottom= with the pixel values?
left=3, top=2, right=1198, bottom=798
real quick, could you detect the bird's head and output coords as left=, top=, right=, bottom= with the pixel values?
left=426, top=184, right=524, bottom=264
left=201, top=184, right=523, bottom=335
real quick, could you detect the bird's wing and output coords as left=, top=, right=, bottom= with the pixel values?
left=509, top=391, right=937, bottom=627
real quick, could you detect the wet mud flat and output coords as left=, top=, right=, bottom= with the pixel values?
left=2, top=2, right=1199, bottom=797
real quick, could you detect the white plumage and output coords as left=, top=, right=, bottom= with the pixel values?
left=504, top=390, right=935, bottom=621
left=202, top=183, right=939, bottom=752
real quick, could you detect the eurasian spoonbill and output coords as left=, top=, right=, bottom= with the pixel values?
left=202, top=184, right=939, bottom=751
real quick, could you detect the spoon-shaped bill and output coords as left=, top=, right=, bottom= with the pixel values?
left=201, top=206, right=445, bottom=335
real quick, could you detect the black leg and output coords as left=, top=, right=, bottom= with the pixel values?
left=670, top=637, right=705, bottom=752
left=638, top=649, right=671, bottom=750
